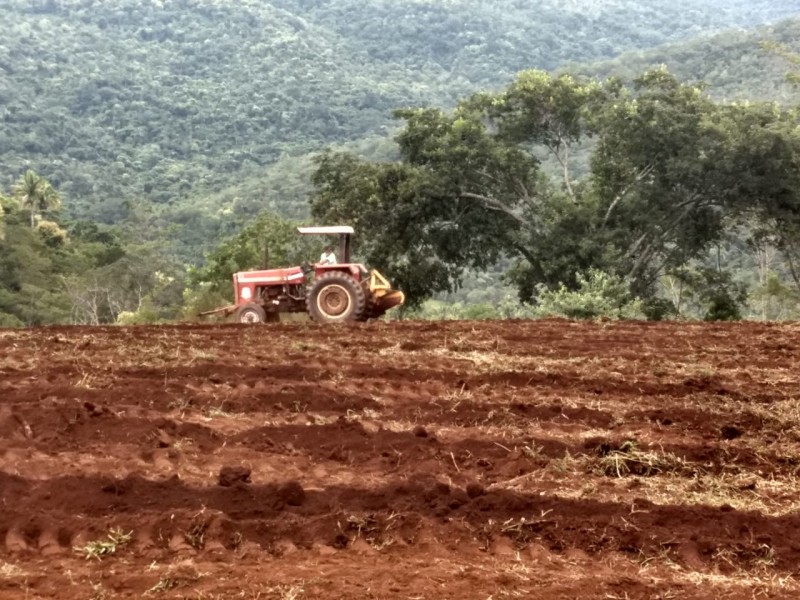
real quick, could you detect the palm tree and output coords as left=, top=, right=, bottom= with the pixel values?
left=13, top=170, right=61, bottom=230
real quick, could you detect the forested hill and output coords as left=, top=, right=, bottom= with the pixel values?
left=206, top=17, right=800, bottom=227
left=270, top=0, right=800, bottom=81
left=567, top=16, right=800, bottom=104
left=1, top=0, right=799, bottom=232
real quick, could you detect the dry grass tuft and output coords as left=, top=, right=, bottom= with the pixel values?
left=596, top=441, right=698, bottom=478
left=145, top=559, right=202, bottom=595
left=0, top=561, right=25, bottom=578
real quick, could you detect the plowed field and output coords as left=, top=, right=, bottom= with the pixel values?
left=2, top=320, right=800, bottom=599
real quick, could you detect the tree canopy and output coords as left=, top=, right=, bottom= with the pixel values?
left=310, top=68, right=800, bottom=310
left=12, top=170, right=61, bottom=229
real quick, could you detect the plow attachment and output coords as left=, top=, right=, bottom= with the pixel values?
left=366, top=269, right=405, bottom=318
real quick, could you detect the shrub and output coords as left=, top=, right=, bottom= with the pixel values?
left=695, top=269, right=747, bottom=321
left=641, top=297, right=678, bottom=321
left=116, top=300, right=161, bottom=325
left=0, top=312, right=24, bottom=327
left=181, top=282, right=229, bottom=321
left=534, top=269, right=644, bottom=320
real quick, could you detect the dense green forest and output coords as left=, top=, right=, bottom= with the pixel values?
left=0, top=173, right=185, bottom=327
left=2, top=1, right=800, bottom=325
left=1, top=1, right=799, bottom=233
left=567, top=19, right=800, bottom=104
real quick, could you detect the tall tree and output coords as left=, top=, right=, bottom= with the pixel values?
left=725, top=104, right=800, bottom=292
left=12, top=170, right=61, bottom=230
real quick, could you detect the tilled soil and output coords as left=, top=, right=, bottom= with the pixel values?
left=2, top=319, right=800, bottom=598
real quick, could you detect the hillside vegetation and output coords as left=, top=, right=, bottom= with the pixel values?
left=568, top=17, right=800, bottom=103
left=220, top=18, right=800, bottom=234
left=1, top=0, right=798, bottom=239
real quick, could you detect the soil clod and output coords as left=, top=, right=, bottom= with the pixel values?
left=279, top=480, right=306, bottom=506
left=412, top=425, right=429, bottom=438
left=466, top=482, right=486, bottom=498
left=721, top=425, right=744, bottom=440
left=218, top=466, right=252, bottom=487
left=156, top=429, right=173, bottom=448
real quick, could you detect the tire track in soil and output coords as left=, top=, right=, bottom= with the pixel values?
left=3, top=398, right=790, bottom=478
left=2, top=471, right=800, bottom=574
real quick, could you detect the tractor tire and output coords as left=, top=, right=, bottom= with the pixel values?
left=307, top=272, right=366, bottom=323
left=234, top=303, right=267, bottom=324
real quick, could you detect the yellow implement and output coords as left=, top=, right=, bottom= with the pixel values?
left=367, top=269, right=405, bottom=316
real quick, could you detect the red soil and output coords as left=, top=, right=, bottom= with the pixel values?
left=2, top=319, right=800, bottom=598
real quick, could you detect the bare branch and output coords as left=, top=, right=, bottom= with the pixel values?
left=779, top=236, right=800, bottom=294
left=542, top=137, right=575, bottom=201
left=601, top=163, right=655, bottom=227
left=460, top=192, right=531, bottom=227
left=624, top=193, right=716, bottom=280
left=625, top=232, right=649, bottom=259
left=561, top=143, right=574, bottom=200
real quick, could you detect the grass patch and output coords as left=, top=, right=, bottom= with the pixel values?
left=75, top=527, right=133, bottom=560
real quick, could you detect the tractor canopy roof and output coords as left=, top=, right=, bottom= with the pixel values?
left=297, top=226, right=354, bottom=236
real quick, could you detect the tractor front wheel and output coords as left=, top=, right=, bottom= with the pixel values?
left=307, top=272, right=366, bottom=323
left=235, top=303, right=267, bottom=324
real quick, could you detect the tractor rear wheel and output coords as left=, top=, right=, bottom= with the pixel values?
left=358, top=296, right=381, bottom=321
left=235, top=303, right=267, bottom=324
left=307, top=272, right=366, bottom=323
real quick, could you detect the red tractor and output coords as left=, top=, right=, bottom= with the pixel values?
left=204, top=226, right=405, bottom=324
